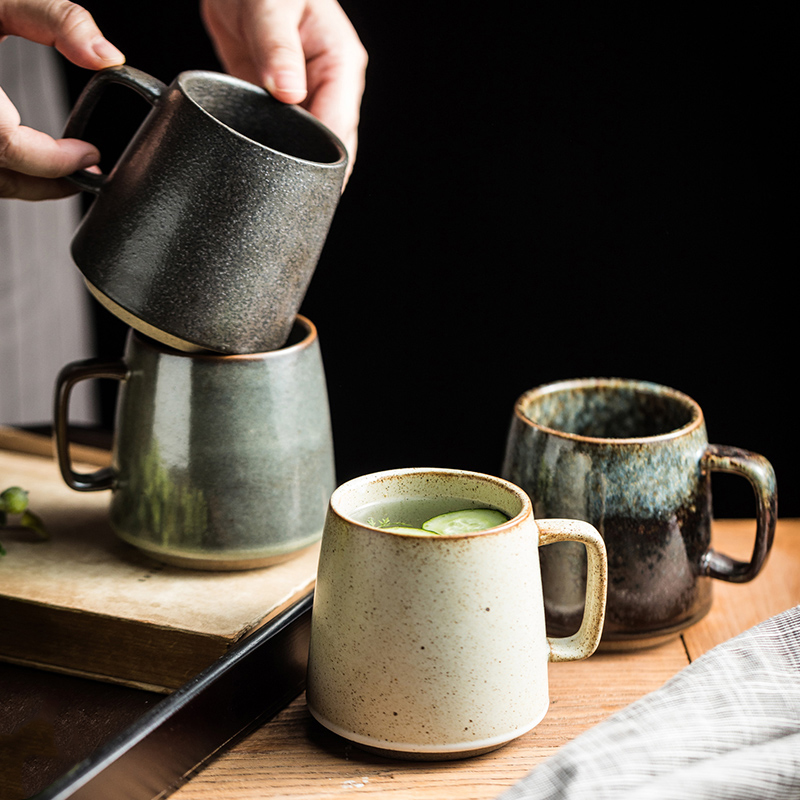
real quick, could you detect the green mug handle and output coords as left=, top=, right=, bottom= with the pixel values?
left=537, top=518, right=608, bottom=662
left=700, top=444, right=778, bottom=583
left=62, top=65, right=167, bottom=193
left=54, top=358, right=128, bottom=491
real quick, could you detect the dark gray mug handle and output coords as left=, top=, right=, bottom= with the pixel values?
left=62, top=65, right=168, bottom=193
left=54, top=358, right=128, bottom=491
left=700, top=444, right=778, bottom=583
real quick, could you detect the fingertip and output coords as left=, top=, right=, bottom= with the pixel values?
left=91, top=37, right=126, bottom=66
left=56, top=138, right=101, bottom=175
left=76, top=147, right=101, bottom=170
left=264, top=71, right=308, bottom=105
left=31, top=2, right=127, bottom=70
left=55, top=36, right=125, bottom=71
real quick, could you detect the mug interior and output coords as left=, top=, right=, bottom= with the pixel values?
left=180, top=73, right=345, bottom=164
left=520, top=380, right=700, bottom=440
left=332, top=469, right=529, bottom=535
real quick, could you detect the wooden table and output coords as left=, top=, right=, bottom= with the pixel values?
left=167, top=518, right=800, bottom=800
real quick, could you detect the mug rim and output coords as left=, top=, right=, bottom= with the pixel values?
left=329, top=467, right=533, bottom=539
left=177, top=70, right=348, bottom=169
left=514, top=377, right=704, bottom=444
left=130, top=314, right=318, bottom=360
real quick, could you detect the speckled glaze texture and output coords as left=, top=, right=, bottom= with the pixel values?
left=54, top=316, right=335, bottom=569
left=306, top=468, right=607, bottom=759
left=63, top=67, right=347, bottom=354
left=502, top=378, right=778, bottom=648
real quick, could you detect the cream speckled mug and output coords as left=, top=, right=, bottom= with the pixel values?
left=306, top=468, right=608, bottom=760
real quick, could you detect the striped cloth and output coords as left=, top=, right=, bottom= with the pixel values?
left=500, top=605, right=800, bottom=800
left=0, top=37, right=96, bottom=425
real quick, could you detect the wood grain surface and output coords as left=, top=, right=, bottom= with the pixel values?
left=171, top=520, right=799, bottom=800
left=3, top=427, right=795, bottom=799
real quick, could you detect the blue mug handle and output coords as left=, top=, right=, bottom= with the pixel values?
left=700, top=444, right=778, bottom=583
left=62, top=65, right=167, bottom=193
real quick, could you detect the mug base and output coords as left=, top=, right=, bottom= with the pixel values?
left=83, top=278, right=218, bottom=354
left=598, top=630, right=682, bottom=651
left=597, top=604, right=712, bottom=651
left=124, top=539, right=320, bottom=571
left=307, top=705, right=546, bottom=761
left=354, top=741, right=510, bottom=761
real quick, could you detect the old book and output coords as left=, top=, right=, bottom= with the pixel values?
left=0, top=427, right=319, bottom=692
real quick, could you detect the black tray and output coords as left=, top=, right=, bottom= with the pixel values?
left=34, top=591, right=313, bottom=800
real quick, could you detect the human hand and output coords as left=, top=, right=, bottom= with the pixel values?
left=0, top=0, right=124, bottom=200
left=200, top=0, right=367, bottom=182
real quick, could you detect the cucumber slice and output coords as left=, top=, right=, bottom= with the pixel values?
left=422, top=508, right=509, bottom=535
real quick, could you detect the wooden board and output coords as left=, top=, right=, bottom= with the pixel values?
left=0, top=428, right=319, bottom=692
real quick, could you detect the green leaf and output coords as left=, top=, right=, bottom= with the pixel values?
left=21, top=510, right=49, bottom=540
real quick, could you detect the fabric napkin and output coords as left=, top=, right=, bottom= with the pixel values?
left=499, top=604, right=800, bottom=800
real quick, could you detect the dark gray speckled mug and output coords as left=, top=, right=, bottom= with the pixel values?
left=64, top=66, right=347, bottom=355
left=502, top=378, right=777, bottom=648
left=54, top=316, right=335, bottom=569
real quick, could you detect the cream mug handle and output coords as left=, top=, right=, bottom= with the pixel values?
left=536, top=519, right=608, bottom=662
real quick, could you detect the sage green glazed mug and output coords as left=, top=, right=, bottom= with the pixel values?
left=306, top=468, right=607, bottom=760
left=54, top=316, right=335, bottom=569
left=502, top=378, right=777, bottom=648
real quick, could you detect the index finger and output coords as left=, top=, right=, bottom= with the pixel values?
left=0, top=0, right=124, bottom=69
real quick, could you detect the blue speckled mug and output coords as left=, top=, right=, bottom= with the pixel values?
left=502, top=378, right=777, bottom=648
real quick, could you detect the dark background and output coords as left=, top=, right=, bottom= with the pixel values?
left=61, top=4, right=793, bottom=518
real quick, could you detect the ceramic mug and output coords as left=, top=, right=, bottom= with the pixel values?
left=54, top=316, right=335, bottom=569
left=502, top=378, right=778, bottom=648
left=306, top=468, right=607, bottom=760
left=63, top=66, right=347, bottom=354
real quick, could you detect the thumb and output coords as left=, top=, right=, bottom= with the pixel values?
left=247, top=2, right=308, bottom=104
left=0, top=0, right=125, bottom=70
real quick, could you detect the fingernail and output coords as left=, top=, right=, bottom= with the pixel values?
left=78, top=150, right=101, bottom=169
left=267, top=71, right=306, bottom=97
left=92, top=38, right=125, bottom=64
